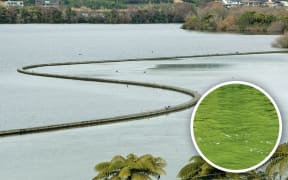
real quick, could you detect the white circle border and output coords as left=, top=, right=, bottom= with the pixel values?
left=190, top=80, right=282, bottom=173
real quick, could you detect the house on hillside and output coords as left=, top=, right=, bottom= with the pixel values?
left=173, top=0, right=183, bottom=3
left=241, top=0, right=263, bottom=6
left=219, top=0, right=285, bottom=7
left=3, top=0, right=24, bottom=7
left=35, top=0, right=60, bottom=7
left=222, top=0, right=242, bottom=7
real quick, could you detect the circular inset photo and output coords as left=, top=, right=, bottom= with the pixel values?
left=191, top=81, right=282, bottom=173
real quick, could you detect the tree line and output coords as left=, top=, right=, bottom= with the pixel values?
left=0, top=3, right=195, bottom=24
left=19, top=0, right=212, bottom=10
left=182, top=2, right=288, bottom=34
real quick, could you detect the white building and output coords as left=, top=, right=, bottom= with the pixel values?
left=35, top=0, right=60, bottom=7
left=219, top=0, right=288, bottom=7
left=221, top=0, right=243, bottom=7
left=280, top=1, right=288, bottom=6
left=3, top=0, right=24, bottom=7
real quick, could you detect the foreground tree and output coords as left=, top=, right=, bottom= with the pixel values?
left=177, top=156, right=259, bottom=180
left=93, top=153, right=166, bottom=180
left=177, top=156, right=216, bottom=179
left=265, top=143, right=288, bottom=180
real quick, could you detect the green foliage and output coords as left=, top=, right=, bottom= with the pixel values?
left=182, top=16, right=201, bottom=30
left=182, top=13, right=219, bottom=31
left=0, top=6, right=65, bottom=23
left=238, top=11, right=256, bottom=30
left=177, top=156, right=210, bottom=179
left=93, top=153, right=166, bottom=180
left=65, top=0, right=174, bottom=9
left=177, top=156, right=259, bottom=180
left=238, top=11, right=276, bottom=31
left=183, top=4, right=288, bottom=33
left=178, top=144, right=288, bottom=180
left=182, top=3, right=227, bottom=31
left=0, top=3, right=194, bottom=24
left=68, top=0, right=127, bottom=9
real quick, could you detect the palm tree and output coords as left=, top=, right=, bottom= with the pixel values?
left=177, top=156, right=224, bottom=180
left=265, top=143, right=288, bottom=180
left=93, top=153, right=167, bottom=180
left=177, top=156, right=259, bottom=180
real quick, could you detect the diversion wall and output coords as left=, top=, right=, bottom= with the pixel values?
left=0, top=50, right=287, bottom=137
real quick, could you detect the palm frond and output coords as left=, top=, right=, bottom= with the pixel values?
left=118, top=166, right=131, bottom=179
left=111, top=155, right=126, bottom=162
left=177, top=162, right=201, bottom=179
left=265, top=143, right=288, bottom=178
left=108, top=160, right=125, bottom=173
left=93, top=153, right=166, bottom=180
left=131, top=173, right=153, bottom=180
left=94, top=162, right=110, bottom=172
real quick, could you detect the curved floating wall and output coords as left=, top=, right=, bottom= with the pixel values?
left=0, top=50, right=287, bottom=137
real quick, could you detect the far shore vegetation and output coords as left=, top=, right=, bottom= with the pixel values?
left=93, top=143, right=288, bottom=179
left=0, top=0, right=201, bottom=24
left=1, top=0, right=288, bottom=47
left=0, top=0, right=287, bottom=34
left=182, top=2, right=288, bottom=34
left=272, top=33, right=288, bottom=48
left=0, top=3, right=195, bottom=23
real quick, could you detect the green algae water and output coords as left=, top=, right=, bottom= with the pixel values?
left=193, top=82, right=280, bottom=171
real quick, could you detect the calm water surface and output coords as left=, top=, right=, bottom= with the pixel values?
left=0, top=24, right=287, bottom=179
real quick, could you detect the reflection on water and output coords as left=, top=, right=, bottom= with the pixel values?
left=150, top=63, right=231, bottom=71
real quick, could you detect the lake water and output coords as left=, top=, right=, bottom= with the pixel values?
left=0, top=24, right=287, bottom=179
